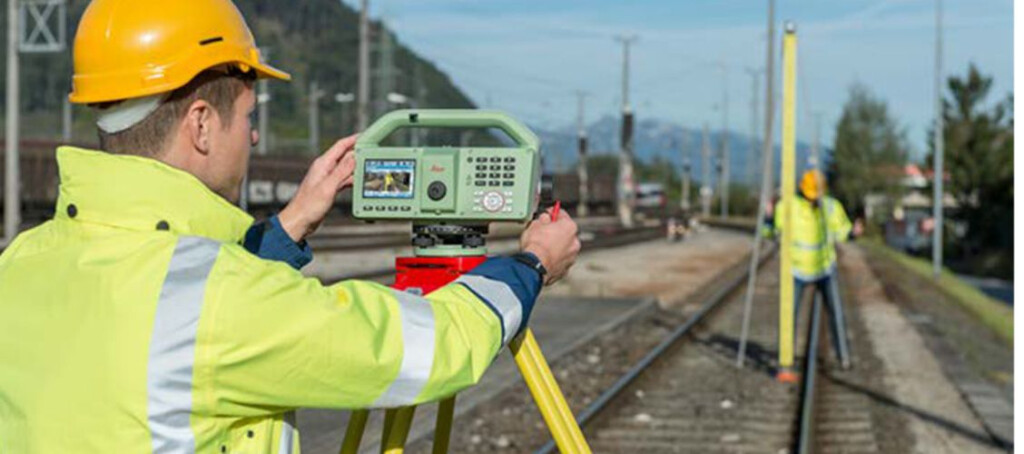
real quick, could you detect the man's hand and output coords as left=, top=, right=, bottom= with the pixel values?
left=520, top=208, right=581, bottom=285
left=278, top=134, right=358, bottom=242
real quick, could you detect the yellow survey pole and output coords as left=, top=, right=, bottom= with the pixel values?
left=778, top=22, right=798, bottom=378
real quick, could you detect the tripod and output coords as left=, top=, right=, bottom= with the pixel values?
left=339, top=224, right=592, bottom=454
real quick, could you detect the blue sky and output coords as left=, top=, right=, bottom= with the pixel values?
left=344, top=0, right=1013, bottom=160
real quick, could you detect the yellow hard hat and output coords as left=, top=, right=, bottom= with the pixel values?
left=69, top=0, right=291, bottom=104
left=799, top=170, right=826, bottom=201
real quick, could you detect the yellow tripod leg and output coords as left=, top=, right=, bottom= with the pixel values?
left=340, top=410, right=370, bottom=454
left=432, top=396, right=456, bottom=454
left=510, top=329, right=592, bottom=453
left=381, top=406, right=417, bottom=454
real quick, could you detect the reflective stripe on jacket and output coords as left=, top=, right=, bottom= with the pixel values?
left=773, top=196, right=852, bottom=281
left=0, top=147, right=535, bottom=454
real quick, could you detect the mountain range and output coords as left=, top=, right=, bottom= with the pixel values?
left=531, top=115, right=823, bottom=186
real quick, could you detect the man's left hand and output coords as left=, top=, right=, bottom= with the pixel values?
left=278, top=134, right=358, bottom=242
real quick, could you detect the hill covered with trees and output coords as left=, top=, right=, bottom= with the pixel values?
left=5, top=0, right=481, bottom=150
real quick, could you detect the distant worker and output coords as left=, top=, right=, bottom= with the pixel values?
left=0, top=1, right=581, bottom=453
left=766, top=170, right=854, bottom=369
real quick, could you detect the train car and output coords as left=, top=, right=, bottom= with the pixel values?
left=3, top=140, right=627, bottom=222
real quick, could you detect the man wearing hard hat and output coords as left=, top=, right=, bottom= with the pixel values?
left=0, top=1, right=581, bottom=452
left=768, top=169, right=854, bottom=369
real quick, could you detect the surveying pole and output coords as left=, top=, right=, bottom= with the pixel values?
left=932, top=0, right=944, bottom=278
left=4, top=0, right=20, bottom=244
left=777, top=22, right=798, bottom=380
left=700, top=123, right=711, bottom=217
left=576, top=91, right=590, bottom=217
left=615, top=34, right=637, bottom=229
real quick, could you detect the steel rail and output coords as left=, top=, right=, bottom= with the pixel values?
left=795, top=295, right=823, bottom=454
left=534, top=245, right=777, bottom=454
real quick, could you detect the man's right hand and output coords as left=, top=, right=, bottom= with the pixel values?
left=278, top=134, right=358, bottom=242
left=520, top=208, right=581, bottom=285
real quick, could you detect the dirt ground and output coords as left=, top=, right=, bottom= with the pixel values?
left=543, top=228, right=753, bottom=306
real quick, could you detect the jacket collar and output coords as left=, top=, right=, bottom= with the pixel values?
left=54, top=146, right=253, bottom=243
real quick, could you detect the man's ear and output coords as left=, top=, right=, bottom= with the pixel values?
left=185, top=99, right=215, bottom=155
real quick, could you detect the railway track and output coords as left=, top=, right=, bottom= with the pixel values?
left=526, top=246, right=881, bottom=454
left=796, top=293, right=881, bottom=454
left=307, top=218, right=627, bottom=252
left=321, top=225, right=664, bottom=284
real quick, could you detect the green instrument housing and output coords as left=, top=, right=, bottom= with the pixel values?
left=352, top=110, right=542, bottom=223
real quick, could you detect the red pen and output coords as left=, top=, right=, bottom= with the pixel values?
left=550, top=200, right=561, bottom=221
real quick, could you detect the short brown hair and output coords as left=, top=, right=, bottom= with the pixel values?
left=97, top=70, right=254, bottom=158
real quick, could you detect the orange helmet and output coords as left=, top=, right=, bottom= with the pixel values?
left=799, top=170, right=826, bottom=201
left=69, top=0, right=290, bottom=104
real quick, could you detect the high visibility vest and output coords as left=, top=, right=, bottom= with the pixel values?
left=773, top=196, right=853, bottom=281
left=0, top=147, right=529, bottom=453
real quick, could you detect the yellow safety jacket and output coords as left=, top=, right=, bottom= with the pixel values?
left=773, top=195, right=852, bottom=281
left=0, top=147, right=533, bottom=453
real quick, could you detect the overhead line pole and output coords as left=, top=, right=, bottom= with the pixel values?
left=615, top=34, right=638, bottom=229
left=932, top=0, right=944, bottom=278
left=356, top=0, right=370, bottom=131
left=62, top=98, right=72, bottom=142
left=377, top=18, right=393, bottom=118
left=718, top=63, right=730, bottom=218
left=5, top=0, right=20, bottom=244
left=701, top=122, right=711, bottom=218
left=576, top=90, right=590, bottom=218
left=256, top=46, right=270, bottom=156
left=681, top=132, right=691, bottom=212
left=309, top=80, right=325, bottom=154
left=737, top=0, right=777, bottom=368
left=746, top=68, right=762, bottom=189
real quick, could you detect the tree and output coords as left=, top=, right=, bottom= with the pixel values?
left=830, top=84, right=909, bottom=221
left=928, top=64, right=1013, bottom=276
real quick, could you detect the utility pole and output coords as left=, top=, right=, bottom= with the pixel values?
left=575, top=91, right=590, bottom=218
left=811, top=112, right=822, bottom=166
left=681, top=137, right=691, bottom=212
left=746, top=68, right=762, bottom=188
left=615, top=34, right=638, bottom=229
left=336, top=92, right=355, bottom=135
left=356, top=0, right=370, bottom=131
left=5, top=0, right=20, bottom=243
left=762, top=0, right=777, bottom=199
left=718, top=64, right=730, bottom=218
left=700, top=122, right=712, bottom=217
left=932, top=0, right=944, bottom=278
left=377, top=18, right=394, bottom=118
left=413, top=61, right=428, bottom=145
left=62, top=98, right=72, bottom=142
left=737, top=0, right=778, bottom=369
left=255, top=47, right=270, bottom=155
left=308, top=80, right=325, bottom=154
left=257, top=76, right=269, bottom=155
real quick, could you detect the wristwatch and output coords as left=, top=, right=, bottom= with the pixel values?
left=511, top=252, right=547, bottom=279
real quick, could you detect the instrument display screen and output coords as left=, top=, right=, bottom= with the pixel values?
left=363, top=160, right=415, bottom=199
